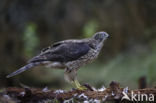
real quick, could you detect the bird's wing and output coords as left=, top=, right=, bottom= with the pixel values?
left=41, top=39, right=84, bottom=53
left=29, top=42, right=90, bottom=63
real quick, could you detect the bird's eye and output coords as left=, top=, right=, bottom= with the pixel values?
left=100, top=34, right=103, bottom=38
left=98, top=34, right=104, bottom=39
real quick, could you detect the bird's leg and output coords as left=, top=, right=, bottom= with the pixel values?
left=64, top=68, right=87, bottom=90
left=73, top=79, right=87, bottom=90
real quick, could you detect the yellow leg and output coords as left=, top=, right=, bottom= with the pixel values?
left=73, top=79, right=87, bottom=90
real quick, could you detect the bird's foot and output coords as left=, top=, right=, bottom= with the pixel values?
left=73, top=80, right=87, bottom=90
left=77, top=85, right=87, bottom=90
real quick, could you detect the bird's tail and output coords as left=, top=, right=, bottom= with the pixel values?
left=6, top=62, right=41, bottom=78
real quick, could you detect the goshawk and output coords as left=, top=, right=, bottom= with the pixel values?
left=7, top=31, right=109, bottom=90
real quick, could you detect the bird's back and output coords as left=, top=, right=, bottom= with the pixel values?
left=29, top=40, right=91, bottom=63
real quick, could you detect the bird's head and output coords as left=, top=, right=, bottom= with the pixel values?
left=92, top=31, right=109, bottom=43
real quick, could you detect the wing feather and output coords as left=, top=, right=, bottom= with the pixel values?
left=29, top=42, right=90, bottom=63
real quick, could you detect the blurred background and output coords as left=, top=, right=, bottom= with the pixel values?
left=0, top=0, right=156, bottom=90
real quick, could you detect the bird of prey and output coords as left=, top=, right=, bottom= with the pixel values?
left=7, top=31, right=109, bottom=90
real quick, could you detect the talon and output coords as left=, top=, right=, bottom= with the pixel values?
left=77, top=85, right=87, bottom=90
left=72, top=80, right=87, bottom=90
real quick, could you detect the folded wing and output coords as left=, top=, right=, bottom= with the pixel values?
left=29, top=42, right=90, bottom=63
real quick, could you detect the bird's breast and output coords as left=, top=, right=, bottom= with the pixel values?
left=65, top=49, right=98, bottom=70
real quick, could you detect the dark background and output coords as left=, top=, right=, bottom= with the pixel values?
left=0, top=0, right=156, bottom=89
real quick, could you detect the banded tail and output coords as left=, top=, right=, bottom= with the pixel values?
left=6, top=62, right=41, bottom=78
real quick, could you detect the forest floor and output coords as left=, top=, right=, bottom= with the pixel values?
left=0, top=81, right=156, bottom=103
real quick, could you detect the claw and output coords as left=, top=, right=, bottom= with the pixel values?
left=77, top=85, right=87, bottom=90
left=72, top=80, right=87, bottom=90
